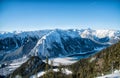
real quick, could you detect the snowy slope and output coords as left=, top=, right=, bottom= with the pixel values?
left=96, top=70, right=120, bottom=78
left=80, top=29, right=120, bottom=44
left=80, top=29, right=120, bottom=38
left=0, top=56, right=28, bottom=76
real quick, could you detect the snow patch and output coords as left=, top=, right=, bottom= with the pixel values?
left=96, top=70, right=120, bottom=78
left=43, top=57, right=77, bottom=66
left=30, top=68, right=72, bottom=78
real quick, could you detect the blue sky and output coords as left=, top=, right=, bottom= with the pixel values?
left=0, top=0, right=120, bottom=31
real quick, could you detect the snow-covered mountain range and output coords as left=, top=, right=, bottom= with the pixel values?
left=0, top=29, right=120, bottom=62
left=0, top=28, right=120, bottom=76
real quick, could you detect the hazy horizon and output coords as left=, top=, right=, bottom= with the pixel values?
left=0, top=27, right=120, bottom=33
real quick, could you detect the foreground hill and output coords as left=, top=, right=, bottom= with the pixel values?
left=69, top=41, right=120, bottom=78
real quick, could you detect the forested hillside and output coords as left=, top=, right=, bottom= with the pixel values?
left=69, top=41, right=120, bottom=78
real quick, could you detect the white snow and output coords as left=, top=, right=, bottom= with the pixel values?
left=89, top=57, right=96, bottom=62
left=37, top=72, right=46, bottom=77
left=62, top=68, right=72, bottom=75
left=96, top=70, right=120, bottom=78
left=43, top=57, right=77, bottom=66
left=95, top=30, right=115, bottom=38
left=0, top=56, right=28, bottom=76
left=80, top=29, right=120, bottom=39
left=8, top=56, right=28, bottom=71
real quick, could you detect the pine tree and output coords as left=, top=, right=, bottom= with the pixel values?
left=35, top=70, right=38, bottom=78
left=58, top=63, right=62, bottom=73
left=45, top=55, right=49, bottom=71
left=49, top=60, right=54, bottom=78
left=44, top=55, right=49, bottom=78
left=50, top=60, right=53, bottom=70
